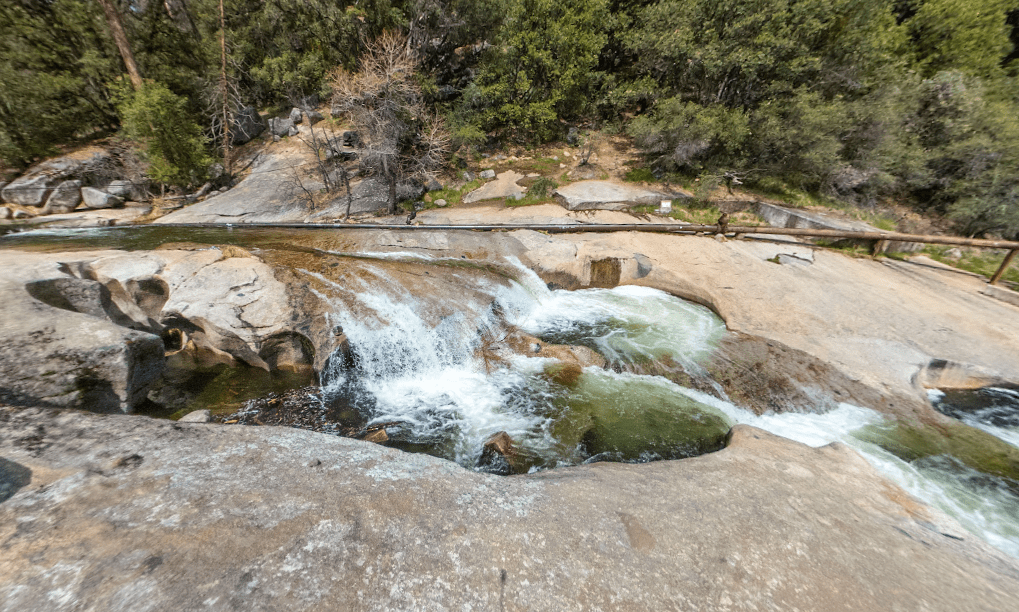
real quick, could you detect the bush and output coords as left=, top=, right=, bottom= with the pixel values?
left=474, top=0, right=609, bottom=141
left=0, top=0, right=121, bottom=167
left=624, top=168, right=655, bottom=183
left=529, top=176, right=558, bottom=198
left=627, top=99, right=750, bottom=173
left=119, top=83, right=212, bottom=190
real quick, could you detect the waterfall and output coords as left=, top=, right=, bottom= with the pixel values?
left=301, top=254, right=1019, bottom=559
left=304, top=257, right=729, bottom=469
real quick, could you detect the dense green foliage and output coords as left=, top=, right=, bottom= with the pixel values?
left=0, top=0, right=121, bottom=165
left=119, top=83, right=211, bottom=189
left=2, top=0, right=1019, bottom=237
left=472, top=0, right=609, bottom=140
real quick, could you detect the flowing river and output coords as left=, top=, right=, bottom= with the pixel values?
left=3, top=227, right=1018, bottom=559
left=302, top=254, right=1019, bottom=559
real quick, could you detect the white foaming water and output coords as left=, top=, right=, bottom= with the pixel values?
left=666, top=383, right=1019, bottom=558
left=964, top=388, right=1019, bottom=448
left=929, top=386, right=1019, bottom=447
left=859, top=448, right=1019, bottom=558
left=964, top=419, right=1019, bottom=449
left=309, top=259, right=728, bottom=466
left=305, top=254, right=1019, bottom=558
left=511, top=284, right=725, bottom=367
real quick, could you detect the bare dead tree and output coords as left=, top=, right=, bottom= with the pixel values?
left=203, top=58, right=248, bottom=184
left=278, top=165, right=317, bottom=212
left=218, top=0, right=231, bottom=175
left=578, top=137, right=596, bottom=166
left=295, top=116, right=360, bottom=218
left=331, top=32, right=449, bottom=215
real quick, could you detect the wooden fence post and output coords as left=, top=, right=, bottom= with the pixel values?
left=990, top=249, right=1018, bottom=286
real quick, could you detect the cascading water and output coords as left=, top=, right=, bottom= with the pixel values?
left=308, top=258, right=732, bottom=470
left=305, top=254, right=1019, bottom=559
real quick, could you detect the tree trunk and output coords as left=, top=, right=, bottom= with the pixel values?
left=96, top=0, right=143, bottom=91
left=343, top=169, right=352, bottom=220
left=388, top=175, right=398, bottom=215
left=383, top=157, right=397, bottom=215
left=219, top=0, right=231, bottom=175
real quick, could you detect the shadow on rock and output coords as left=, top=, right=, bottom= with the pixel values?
left=0, top=457, right=32, bottom=504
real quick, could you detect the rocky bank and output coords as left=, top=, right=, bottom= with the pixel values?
left=3, top=215, right=1019, bottom=609
left=2, top=407, right=1018, bottom=612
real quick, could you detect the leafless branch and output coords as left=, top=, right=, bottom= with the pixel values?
left=330, top=32, right=449, bottom=214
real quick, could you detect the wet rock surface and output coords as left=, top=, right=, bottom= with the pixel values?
left=2, top=407, right=1018, bottom=612
left=220, top=386, right=363, bottom=436
left=0, top=246, right=316, bottom=414
left=634, top=331, right=918, bottom=418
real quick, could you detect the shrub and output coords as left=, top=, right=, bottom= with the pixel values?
left=119, top=82, right=211, bottom=190
left=474, top=0, right=609, bottom=141
left=529, top=176, right=558, bottom=198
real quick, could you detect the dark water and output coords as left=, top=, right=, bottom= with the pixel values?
left=933, top=386, right=1019, bottom=430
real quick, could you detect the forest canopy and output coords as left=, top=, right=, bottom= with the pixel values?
left=1, top=0, right=1018, bottom=237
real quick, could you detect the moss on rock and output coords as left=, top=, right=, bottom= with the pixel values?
left=550, top=371, right=732, bottom=462
left=856, top=419, right=1019, bottom=484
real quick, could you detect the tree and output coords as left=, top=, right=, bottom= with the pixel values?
left=407, top=0, right=506, bottom=90
left=906, top=0, right=1019, bottom=78
left=0, top=0, right=126, bottom=166
left=906, top=71, right=1019, bottom=238
left=119, top=82, right=212, bottom=191
left=202, top=0, right=406, bottom=105
left=474, top=0, right=609, bottom=141
left=622, top=0, right=908, bottom=191
left=331, top=32, right=449, bottom=214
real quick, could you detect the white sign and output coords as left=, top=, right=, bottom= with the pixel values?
left=659, top=200, right=672, bottom=214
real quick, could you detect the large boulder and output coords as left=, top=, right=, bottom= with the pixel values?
left=230, top=105, right=265, bottom=145
left=553, top=180, right=685, bottom=211
left=754, top=201, right=923, bottom=254
left=268, top=116, right=296, bottom=137
left=102, top=179, right=143, bottom=201
left=342, top=130, right=362, bottom=147
left=1, top=412, right=1018, bottom=612
left=1, top=150, right=112, bottom=206
left=424, top=176, right=443, bottom=192
left=0, top=266, right=164, bottom=412
left=463, top=170, right=526, bottom=203
left=307, top=177, right=426, bottom=219
left=81, top=187, right=124, bottom=209
left=2, top=172, right=56, bottom=207
left=40, top=180, right=82, bottom=214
